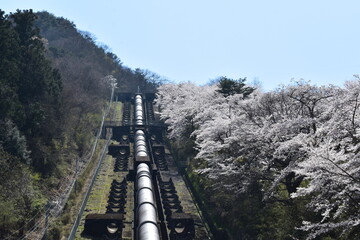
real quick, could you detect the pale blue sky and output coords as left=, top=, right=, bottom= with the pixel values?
left=2, top=0, right=360, bottom=90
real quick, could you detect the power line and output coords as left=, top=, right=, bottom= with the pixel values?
left=10, top=83, right=115, bottom=240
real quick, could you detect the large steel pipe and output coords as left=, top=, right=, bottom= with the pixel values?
left=136, top=137, right=146, bottom=145
left=136, top=163, right=160, bottom=240
left=136, top=151, right=148, bottom=159
left=136, top=145, right=147, bottom=153
left=133, top=95, right=158, bottom=239
left=137, top=188, right=154, bottom=205
left=135, top=94, right=144, bottom=125
left=137, top=176, right=152, bottom=190
left=138, top=203, right=157, bottom=226
left=137, top=163, right=149, bottom=174
left=135, top=130, right=148, bottom=160
left=138, top=222, right=160, bottom=240
left=135, top=130, right=145, bottom=137
left=136, top=139, right=146, bottom=145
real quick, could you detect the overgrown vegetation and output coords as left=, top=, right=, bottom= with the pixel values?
left=47, top=140, right=107, bottom=239
left=0, top=9, right=162, bottom=239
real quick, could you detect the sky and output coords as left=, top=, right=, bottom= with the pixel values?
left=2, top=0, right=360, bottom=91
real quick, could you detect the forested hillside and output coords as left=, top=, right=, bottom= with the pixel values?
left=2, top=7, right=358, bottom=240
left=35, top=11, right=165, bottom=95
left=0, top=9, right=161, bottom=239
left=156, top=78, right=360, bottom=240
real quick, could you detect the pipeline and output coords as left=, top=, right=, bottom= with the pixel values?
left=135, top=94, right=160, bottom=240
left=135, top=94, right=144, bottom=125
left=79, top=92, right=199, bottom=240
left=136, top=163, right=160, bottom=240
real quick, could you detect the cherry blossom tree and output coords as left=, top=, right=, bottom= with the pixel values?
left=156, top=82, right=216, bottom=140
left=156, top=79, right=360, bottom=239
left=291, top=79, right=360, bottom=239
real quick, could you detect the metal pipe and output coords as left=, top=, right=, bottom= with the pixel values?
left=135, top=95, right=143, bottom=125
left=136, top=163, right=160, bottom=240
left=137, top=176, right=152, bottom=191
left=134, top=96, right=160, bottom=239
left=138, top=222, right=160, bottom=240
left=135, top=130, right=145, bottom=137
left=135, top=130, right=148, bottom=157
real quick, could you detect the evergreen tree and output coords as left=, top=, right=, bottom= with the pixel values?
left=9, top=9, right=62, bottom=136
left=216, top=76, right=255, bottom=98
left=0, top=10, right=22, bottom=122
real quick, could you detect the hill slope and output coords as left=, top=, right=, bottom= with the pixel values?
left=0, top=9, right=163, bottom=239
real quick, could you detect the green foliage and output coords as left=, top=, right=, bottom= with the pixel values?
left=0, top=8, right=110, bottom=238
left=8, top=10, right=62, bottom=125
left=0, top=148, right=46, bottom=239
left=216, top=76, right=255, bottom=97
left=186, top=160, right=308, bottom=240
left=0, top=8, right=166, bottom=239
left=48, top=224, right=62, bottom=240
left=0, top=10, right=22, bottom=122
left=10, top=9, right=39, bottom=46
left=0, top=8, right=63, bottom=176
left=0, top=119, right=30, bottom=163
